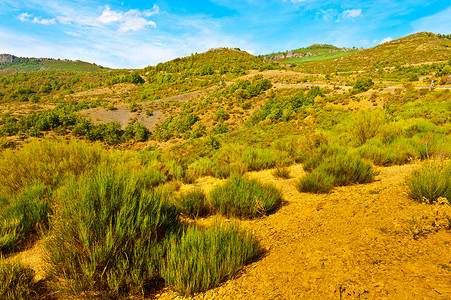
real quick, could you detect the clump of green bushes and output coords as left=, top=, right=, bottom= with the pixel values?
left=210, top=175, right=282, bottom=218
left=161, top=224, right=260, bottom=296
left=406, top=161, right=451, bottom=203
left=298, top=150, right=378, bottom=193
left=175, top=189, right=210, bottom=218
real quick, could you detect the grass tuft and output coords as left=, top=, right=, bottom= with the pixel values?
left=210, top=175, right=282, bottom=219
left=297, top=169, right=334, bottom=194
left=175, top=189, right=210, bottom=218
left=0, top=260, right=37, bottom=299
left=160, top=224, right=261, bottom=296
left=406, top=161, right=451, bottom=203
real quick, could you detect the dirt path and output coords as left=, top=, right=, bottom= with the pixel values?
left=157, top=163, right=451, bottom=299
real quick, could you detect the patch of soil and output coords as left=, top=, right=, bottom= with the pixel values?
left=80, top=90, right=208, bottom=130
left=156, top=162, right=451, bottom=299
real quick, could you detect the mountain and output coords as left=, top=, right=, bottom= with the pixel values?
left=301, top=32, right=451, bottom=72
left=0, top=54, right=107, bottom=72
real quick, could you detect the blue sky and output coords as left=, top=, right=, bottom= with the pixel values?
left=0, top=0, right=450, bottom=68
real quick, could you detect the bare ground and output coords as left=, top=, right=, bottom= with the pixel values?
left=157, top=162, right=451, bottom=300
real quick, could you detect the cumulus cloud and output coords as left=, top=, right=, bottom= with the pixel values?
left=97, top=5, right=159, bottom=32
left=379, top=37, right=393, bottom=44
left=341, top=9, right=362, bottom=19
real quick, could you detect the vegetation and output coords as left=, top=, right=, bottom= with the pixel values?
left=210, top=175, right=282, bottom=218
left=0, top=260, right=38, bottom=299
left=1, top=31, right=451, bottom=299
left=406, top=161, right=451, bottom=203
left=161, top=224, right=261, bottom=296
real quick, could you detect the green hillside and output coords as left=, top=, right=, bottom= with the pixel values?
left=302, top=32, right=451, bottom=73
left=0, top=55, right=106, bottom=72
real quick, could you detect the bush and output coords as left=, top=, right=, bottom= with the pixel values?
left=317, top=153, right=377, bottom=186
left=175, top=189, right=210, bottom=218
left=241, top=148, right=276, bottom=171
left=349, top=110, right=385, bottom=146
left=0, top=183, right=50, bottom=254
left=406, top=161, right=451, bottom=203
left=45, top=167, right=180, bottom=298
left=353, top=78, right=374, bottom=93
left=0, top=139, right=104, bottom=197
left=0, top=261, right=37, bottom=299
left=160, top=224, right=260, bottom=296
left=272, top=165, right=291, bottom=179
left=210, top=175, right=282, bottom=218
left=297, top=169, right=334, bottom=194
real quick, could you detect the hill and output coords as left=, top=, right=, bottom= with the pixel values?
left=302, top=32, right=451, bottom=73
left=0, top=54, right=106, bottom=72
left=260, top=44, right=362, bottom=63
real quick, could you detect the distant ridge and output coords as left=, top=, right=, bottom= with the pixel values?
left=301, top=32, right=451, bottom=72
left=0, top=54, right=107, bottom=72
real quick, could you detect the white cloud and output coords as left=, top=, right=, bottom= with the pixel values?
left=32, top=17, right=56, bottom=25
left=56, top=16, right=71, bottom=24
left=18, top=13, right=32, bottom=22
left=144, top=4, right=160, bottom=17
left=96, top=5, right=159, bottom=32
left=244, top=49, right=254, bottom=55
left=341, top=9, right=362, bottom=19
left=18, top=13, right=55, bottom=25
left=97, top=6, right=122, bottom=24
left=379, top=37, right=393, bottom=44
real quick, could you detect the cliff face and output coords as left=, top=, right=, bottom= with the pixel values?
left=0, top=54, right=15, bottom=64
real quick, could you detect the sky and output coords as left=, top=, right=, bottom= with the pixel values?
left=0, top=0, right=450, bottom=68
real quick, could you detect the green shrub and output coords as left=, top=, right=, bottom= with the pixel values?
left=353, top=78, right=374, bottom=93
left=0, top=139, right=104, bottom=197
left=160, top=224, right=260, bottom=296
left=406, top=162, right=451, bottom=203
left=241, top=148, right=276, bottom=171
left=317, top=153, right=377, bottom=186
left=210, top=175, right=282, bottom=219
left=297, top=169, right=334, bottom=194
left=0, top=183, right=50, bottom=254
left=176, top=189, right=210, bottom=218
left=272, top=165, right=291, bottom=179
left=349, top=110, right=385, bottom=146
left=45, top=167, right=180, bottom=298
left=0, top=260, right=37, bottom=299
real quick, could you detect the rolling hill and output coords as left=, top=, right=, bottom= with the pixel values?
left=302, top=32, right=451, bottom=73
left=0, top=54, right=107, bottom=72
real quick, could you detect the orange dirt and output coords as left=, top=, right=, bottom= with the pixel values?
left=156, top=162, right=451, bottom=299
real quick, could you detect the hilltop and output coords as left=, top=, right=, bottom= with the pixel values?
left=301, top=32, right=451, bottom=73
left=0, top=54, right=106, bottom=72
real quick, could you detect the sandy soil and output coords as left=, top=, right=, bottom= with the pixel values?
left=156, top=162, right=451, bottom=300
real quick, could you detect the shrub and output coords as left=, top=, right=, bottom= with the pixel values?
left=297, top=169, right=334, bottom=194
left=406, top=162, right=451, bottom=203
left=353, top=78, right=374, bottom=93
left=175, top=189, right=210, bottom=218
left=160, top=224, right=260, bottom=296
left=0, top=139, right=104, bottom=198
left=272, top=165, right=291, bottom=179
left=210, top=175, right=282, bottom=219
left=317, top=153, right=377, bottom=186
left=349, top=110, right=385, bottom=146
left=0, top=183, right=50, bottom=254
left=45, top=167, right=180, bottom=298
left=0, top=261, right=37, bottom=299
left=241, top=148, right=276, bottom=171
